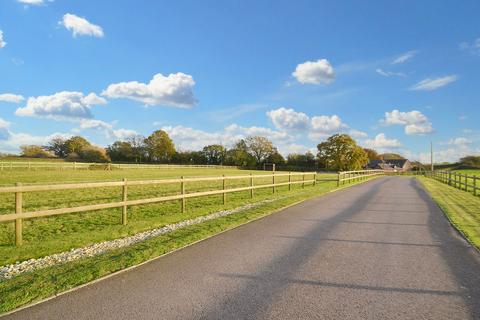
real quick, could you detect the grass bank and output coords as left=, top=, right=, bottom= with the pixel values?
left=418, top=176, right=480, bottom=249
left=0, top=169, right=333, bottom=265
left=0, top=176, right=372, bottom=314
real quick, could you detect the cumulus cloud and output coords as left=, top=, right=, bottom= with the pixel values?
left=15, top=91, right=107, bottom=120
left=61, top=13, right=104, bottom=38
left=410, top=75, right=457, bottom=91
left=444, top=137, right=472, bottom=146
left=266, top=107, right=360, bottom=141
left=76, top=119, right=137, bottom=140
left=102, top=73, right=196, bottom=108
left=382, top=109, right=434, bottom=135
left=391, top=50, right=417, bottom=64
left=363, top=133, right=402, bottom=149
left=375, top=68, right=405, bottom=77
left=266, top=107, right=309, bottom=131
left=292, top=59, right=335, bottom=85
left=0, top=93, right=24, bottom=103
left=417, top=145, right=478, bottom=164
left=0, top=30, right=6, bottom=49
left=0, top=118, right=10, bottom=140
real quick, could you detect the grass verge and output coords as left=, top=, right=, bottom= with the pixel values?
left=0, top=177, right=373, bottom=314
left=418, top=176, right=480, bottom=249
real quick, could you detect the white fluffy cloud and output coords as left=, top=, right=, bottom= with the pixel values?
left=15, top=91, right=107, bottom=120
left=363, top=133, right=402, bottom=149
left=410, top=75, right=457, bottom=91
left=61, top=13, right=104, bottom=38
left=292, top=59, right=335, bottom=85
left=266, top=107, right=359, bottom=141
left=266, top=107, right=309, bottom=131
left=76, top=119, right=137, bottom=140
left=391, top=51, right=416, bottom=64
left=18, top=0, right=44, bottom=5
left=0, top=118, right=10, bottom=140
left=0, top=30, right=6, bottom=49
left=102, top=73, right=196, bottom=108
left=0, top=93, right=24, bottom=103
left=444, top=137, right=472, bottom=146
left=382, top=109, right=434, bottom=135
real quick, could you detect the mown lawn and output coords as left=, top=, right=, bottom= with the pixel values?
left=0, top=170, right=366, bottom=314
left=0, top=168, right=335, bottom=265
left=418, top=176, right=480, bottom=249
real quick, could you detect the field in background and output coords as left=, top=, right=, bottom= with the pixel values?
left=0, top=168, right=336, bottom=265
left=419, top=176, right=480, bottom=249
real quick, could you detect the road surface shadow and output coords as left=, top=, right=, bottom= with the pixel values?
left=200, top=177, right=390, bottom=319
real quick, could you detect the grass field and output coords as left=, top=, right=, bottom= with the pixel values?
left=435, top=169, right=480, bottom=194
left=0, top=168, right=335, bottom=266
left=419, top=176, right=480, bottom=250
left=0, top=167, right=357, bottom=313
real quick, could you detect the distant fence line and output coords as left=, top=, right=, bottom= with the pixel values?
left=426, top=170, right=479, bottom=196
left=0, top=161, right=237, bottom=171
left=0, top=171, right=317, bottom=246
left=337, top=170, right=385, bottom=186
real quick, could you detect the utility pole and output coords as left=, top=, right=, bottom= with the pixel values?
left=430, top=141, right=434, bottom=172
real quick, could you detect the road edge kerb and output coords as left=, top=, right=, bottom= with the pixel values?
left=0, top=176, right=380, bottom=318
left=416, top=177, right=480, bottom=254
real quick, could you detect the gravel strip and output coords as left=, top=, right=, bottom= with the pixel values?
left=0, top=199, right=277, bottom=280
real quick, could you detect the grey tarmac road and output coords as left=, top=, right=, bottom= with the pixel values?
left=3, top=177, right=480, bottom=320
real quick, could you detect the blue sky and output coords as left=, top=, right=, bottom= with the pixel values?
left=0, top=0, right=479, bottom=163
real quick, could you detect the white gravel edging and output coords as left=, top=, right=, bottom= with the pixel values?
left=0, top=199, right=276, bottom=280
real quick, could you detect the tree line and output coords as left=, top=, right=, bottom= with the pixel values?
left=17, top=130, right=419, bottom=171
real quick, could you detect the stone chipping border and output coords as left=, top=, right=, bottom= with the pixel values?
left=0, top=199, right=278, bottom=280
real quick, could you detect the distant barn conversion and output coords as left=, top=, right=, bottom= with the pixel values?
left=366, top=159, right=412, bottom=172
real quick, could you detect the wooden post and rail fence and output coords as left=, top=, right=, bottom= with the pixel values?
left=0, top=161, right=237, bottom=171
left=336, top=170, right=385, bottom=187
left=426, top=170, right=479, bottom=197
left=0, top=171, right=318, bottom=246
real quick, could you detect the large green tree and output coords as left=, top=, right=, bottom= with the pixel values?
left=107, top=141, right=134, bottom=161
left=65, top=136, right=91, bottom=155
left=225, top=139, right=256, bottom=167
left=244, top=136, right=276, bottom=164
left=363, top=148, right=381, bottom=161
left=144, top=130, right=176, bottom=163
left=317, top=134, right=368, bottom=171
left=45, top=136, right=68, bottom=158
left=201, top=144, right=226, bottom=165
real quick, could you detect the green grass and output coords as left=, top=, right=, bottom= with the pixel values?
left=0, top=168, right=335, bottom=265
left=0, top=172, right=364, bottom=314
left=433, top=169, right=480, bottom=194
left=418, top=176, right=480, bottom=249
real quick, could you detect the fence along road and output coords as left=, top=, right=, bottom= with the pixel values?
left=0, top=171, right=317, bottom=246
left=3, top=176, right=479, bottom=320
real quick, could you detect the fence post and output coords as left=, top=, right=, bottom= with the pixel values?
left=302, top=172, right=305, bottom=188
left=1, top=162, right=3, bottom=171
left=250, top=173, right=254, bottom=198
left=122, top=178, right=128, bottom=225
left=222, top=175, right=227, bottom=205
left=337, top=172, right=340, bottom=187
left=272, top=171, right=275, bottom=194
left=15, top=183, right=23, bottom=246
left=288, top=172, right=292, bottom=191
left=465, top=174, right=469, bottom=192
left=313, top=172, right=317, bottom=186
left=28, top=162, right=31, bottom=170
left=448, top=171, right=451, bottom=186
left=474, top=175, right=477, bottom=196
left=73, top=162, right=77, bottom=171
left=181, top=176, right=186, bottom=213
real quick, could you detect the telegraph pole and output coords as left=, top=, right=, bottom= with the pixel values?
left=430, top=141, right=434, bottom=172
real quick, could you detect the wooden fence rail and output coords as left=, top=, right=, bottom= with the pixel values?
left=426, top=170, right=479, bottom=196
left=0, top=161, right=237, bottom=171
left=0, top=171, right=316, bottom=246
left=337, top=170, right=385, bottom=186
